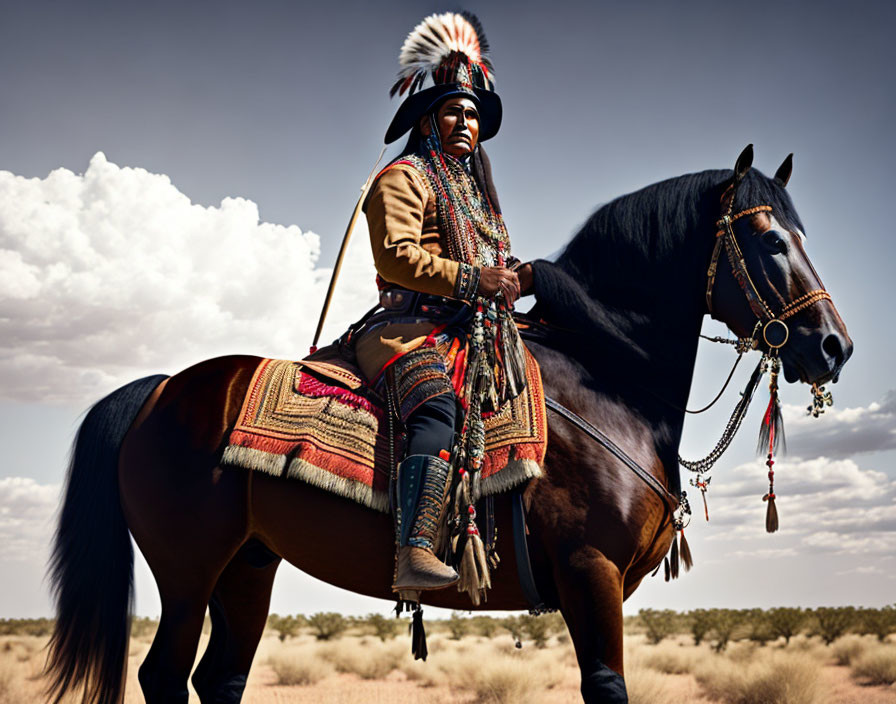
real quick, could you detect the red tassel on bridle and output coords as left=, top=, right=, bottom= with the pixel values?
left=759, top=356, right=784, bottom=533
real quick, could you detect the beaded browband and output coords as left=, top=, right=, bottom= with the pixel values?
left=705, top=194, right=832, bottom=350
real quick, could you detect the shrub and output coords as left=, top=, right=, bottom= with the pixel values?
left=500, top=616, right=524, bottom=645
left=857, top=606, right=896, bottom=642
left=767, top=607, right=805, bottom=645
left=267, top=653, right=332, bottom=685
left=707, top=609, right=743, bottom=652
left=742, top=608, right=775, bottom=646
left=267, top=614, right=303, bottom=642
left=363, top=613, right=398, bottom=641
left=307, top=612, right=347, bottom=641
left=447, top=612, right=471, bottom=640
left=472, top=616, right=499, bottom=638
left=811, top=607, right=856, bottom=645
left=638, top=609, right=678, bottom=645
left=688, top=609, right=713, bottom=646
left=695, top=651, right=823, bottom=704
left=131, top=616, right=158, bottom=639
left=0, top=618, right=54, bottom=637
left=519, top=614, right=552, bottom=648
left=850, top=646, right=896, bottom=685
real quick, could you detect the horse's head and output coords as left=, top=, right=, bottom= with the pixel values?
left=707, top=145, right=853, bottom=386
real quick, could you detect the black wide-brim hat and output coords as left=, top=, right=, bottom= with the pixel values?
left=385, top=83, right=502, bottom=145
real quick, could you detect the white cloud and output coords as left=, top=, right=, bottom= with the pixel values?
left=781, top=391, right=896, bottom=458
left=0, top=477, right=59, bottom=561
left=690, top=455, right=896, bottom=557
left=0, top=153, right=376, bottom=404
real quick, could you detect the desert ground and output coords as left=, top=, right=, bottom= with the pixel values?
left=2, top=613, right=895, bottom=703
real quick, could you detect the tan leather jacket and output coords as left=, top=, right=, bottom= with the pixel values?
left=355, top=161, right=468, bottom=381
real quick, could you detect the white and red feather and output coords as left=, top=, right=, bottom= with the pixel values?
left=391, top=12, right=493, bottom=97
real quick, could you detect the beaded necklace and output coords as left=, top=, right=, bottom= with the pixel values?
left=403, top=131, right=511, bottom=269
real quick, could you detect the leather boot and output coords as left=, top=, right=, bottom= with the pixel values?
left=392, top=454, right=458, bottom=591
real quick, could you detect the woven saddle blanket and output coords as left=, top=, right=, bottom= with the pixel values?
left=221, top=346, right=546, bottom=512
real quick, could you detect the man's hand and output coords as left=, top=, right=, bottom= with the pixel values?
left=514, top=262, right=534, bottom=297
left=478, top=266, right=520, bottom=304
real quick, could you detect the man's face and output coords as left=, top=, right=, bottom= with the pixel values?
left=421, top=96, right=480, bottom=157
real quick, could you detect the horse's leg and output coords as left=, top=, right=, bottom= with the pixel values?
left=192, top=541, right=281, bottom=704
left=120, top=357, right=259, bottom=702
left=556, top=546, right=628, bottom=704
left=139, top=589, right=215, bottom=704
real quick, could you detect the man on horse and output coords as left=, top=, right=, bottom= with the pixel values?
left=354, top=12, right=533, bottom=594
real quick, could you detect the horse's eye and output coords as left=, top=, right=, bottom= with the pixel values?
left=761, top=230, right=787, bottom=255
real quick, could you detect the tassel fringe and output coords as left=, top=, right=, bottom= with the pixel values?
left=758, top=355, right=783, bottom=533
left=411, top=607, right=428, bottom=661
left=764, top=493, right=779, bottom=533
left=669, top=535, right=680, bottom=579
left=454, top=531, right=491, bottom=605
left=679, top=530, right=694, bottom=571
left=663, top=556, right=670, bottom=582
left=757, top=392, right=786, bottom=456
left=498, top=306, right=528, bottom=401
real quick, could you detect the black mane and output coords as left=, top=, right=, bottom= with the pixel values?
left=531, top=167, right=804, bottom=361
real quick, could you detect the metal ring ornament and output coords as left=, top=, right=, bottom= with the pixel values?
left=762, top=318, right=789, bottom=349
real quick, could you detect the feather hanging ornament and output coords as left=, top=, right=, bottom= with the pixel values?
left=389, top=12, right=495, bottom=98
left=759, top=356, right=784, bottom=533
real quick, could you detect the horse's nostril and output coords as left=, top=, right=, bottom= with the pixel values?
left=822, top=333, right=844, bottom=365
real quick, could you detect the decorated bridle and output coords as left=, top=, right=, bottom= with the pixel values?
left=679, top=146, right=835, bottom=537
left=705, top=186, right=831, bottom=352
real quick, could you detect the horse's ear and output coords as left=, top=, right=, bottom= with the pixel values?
left=734, top=144, right=754, bottom=183
left=774, top=153, right=793, bottom=188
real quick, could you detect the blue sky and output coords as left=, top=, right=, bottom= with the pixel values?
left=1, top=0, right=893, bottom=618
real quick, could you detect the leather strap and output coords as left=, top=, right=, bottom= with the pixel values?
left=512, top=489, right=548, bottom=613
left=510, top=396, right=680, bottom=612
left=544, top=397, right=679, bottom=513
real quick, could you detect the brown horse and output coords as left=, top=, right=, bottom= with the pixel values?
left=45, top=147, right=851, bottom=704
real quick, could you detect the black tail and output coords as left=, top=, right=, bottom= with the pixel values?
left=45, top=374, right=168, bottom=704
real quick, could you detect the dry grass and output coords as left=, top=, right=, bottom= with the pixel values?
left=850, top=645, right=896, bottom=686
left=694, top=650, right=825, bottom=704
left=725, top=641, right=762, bottom=664
left=5, top=623, right=896, bottom=703
left=317, top=638, right=407, bottom=680
left=831, top=635, right=871, bottom=666
left=625, top=664, right=680, bottom=703
left=454, top=657, right=556, bottom=704
left=400, top=658, right=447, bottom=688
left=0, top=662, right=17, bottom=704
left=782, top=634, right=830, bottom=663
left=641, top=640, right=703, bottom=674
left=267, top=651, right=333, bottom=686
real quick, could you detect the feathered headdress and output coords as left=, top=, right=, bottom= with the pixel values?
left=384, top=12, right=502, bottom=144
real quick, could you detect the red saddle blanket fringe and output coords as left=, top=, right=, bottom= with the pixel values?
left=221, top=348, right=547, bottom=513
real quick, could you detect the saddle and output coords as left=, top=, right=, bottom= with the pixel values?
left=221, top=343, right=547, bottom=512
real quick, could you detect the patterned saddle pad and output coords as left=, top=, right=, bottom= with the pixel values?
left=221, top=347, right=546, bottom=512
